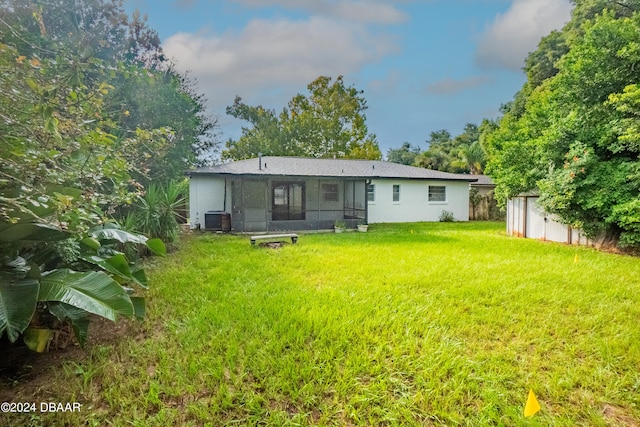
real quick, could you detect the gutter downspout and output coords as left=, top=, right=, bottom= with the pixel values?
left=223, top=177, right=228, bottom=212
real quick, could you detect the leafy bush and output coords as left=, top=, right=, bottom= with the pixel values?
left=0, top=221, right=165, bottom=351
left=130, top=180, right=187, bottom=244
left=439, top=210, right=455, bottom=222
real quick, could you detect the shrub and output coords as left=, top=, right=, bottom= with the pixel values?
left=439, top=210, right=455, bottom=222
left=131, top=180, right=187, bottom=243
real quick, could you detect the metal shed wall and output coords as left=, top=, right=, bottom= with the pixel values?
left=507, top=196, right=590, bottom=245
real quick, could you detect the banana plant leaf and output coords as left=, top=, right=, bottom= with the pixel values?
left=0, top=278, right=39, bottom=342
left=80, top=253, right=147, bottom=289
left=0, top=222, right=68, bottom=243
left=48, top=302, right=90, bottom=346
left=90, top=227, right=148, bottom=245
left=145, top=238, right=166, bottom=257
left=89, top=227, right=166, bottom=256
left=131, top=266, right=148, bottom=288
left=130, top=296, right=145, bottom=320
left=39, top=269, right=134, bottom=321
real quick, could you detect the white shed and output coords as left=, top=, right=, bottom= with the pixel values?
left=507, top=194, right=591, bottom=245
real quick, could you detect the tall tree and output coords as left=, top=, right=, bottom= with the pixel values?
left=223, top=76, right=381, bottom=160
left=387, top=142, right=421, bottom=165
left=0, top=0, right=219, bottom=184
left=485, top=7, right=640, bottom=247
left=414, top=125, right=486, bottom=173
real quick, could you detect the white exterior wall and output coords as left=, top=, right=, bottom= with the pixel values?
left=368, top=179, right=469, bottom=223
left=188, top=176, right=230, bottom=229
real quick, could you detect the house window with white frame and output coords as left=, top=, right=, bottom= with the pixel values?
left=428, top=185, right=446, bottom=202
left=367, top=184, right=375, bottom=202
left=393, top=184, right=400, bottom=202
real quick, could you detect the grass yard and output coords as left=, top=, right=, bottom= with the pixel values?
left=4, top=222, right=640, bottom=426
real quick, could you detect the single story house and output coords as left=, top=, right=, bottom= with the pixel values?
left=507, top=193, right=591, bottom=245
left=188, top=156, right=477, bottom=233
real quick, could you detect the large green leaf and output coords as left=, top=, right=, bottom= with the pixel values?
left=90, top=227, right=147, bottom=245
left=146, top=238, right=166, bottom=257
left=80, top=253, right=147, bottom=288
left=0, top=278, right=39, bottom=342
left=81, top=253, right=131, bottom=279
left=130, top=296, right=145, bottom=320
left=39, top=269, right=134, bottom=321
left=48, top=302, right=90, bottom=346
left=0, top=222, right=68, bottom=243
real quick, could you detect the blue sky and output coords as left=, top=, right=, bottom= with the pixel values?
left=124, top=0, right=573, bottom=156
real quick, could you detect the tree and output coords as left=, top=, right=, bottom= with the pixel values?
left=108, top=66, right=219, bottom=184
left=0, top=0, right=219, bottom=185
left=223, top=76, right=382, bottom=160
left=387, top=142, right=421, bottom=165
left=414, top=125, right=487, bottom=173
left=414, top=130, right=455, bottom=171
left=222, top=96, right=298, bottom=159
left=484, top=8, right=640, bottom=247
left=458, top=141, right=486, bottom=174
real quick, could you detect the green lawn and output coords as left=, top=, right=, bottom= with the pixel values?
left=13, top=222, right=640, bottom=426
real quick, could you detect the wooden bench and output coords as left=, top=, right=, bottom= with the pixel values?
left=250, top=233, right=298, bottom=245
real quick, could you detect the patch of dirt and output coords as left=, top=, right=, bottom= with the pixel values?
left=259, top=241, right=286, bottom=249
left=0, top=316, right=141, bottom=403
left=603, top=404, right=640, bottom=427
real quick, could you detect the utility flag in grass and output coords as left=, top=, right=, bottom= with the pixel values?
left=524, top=389, right=541, bottom=417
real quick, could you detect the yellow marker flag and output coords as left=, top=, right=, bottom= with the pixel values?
left=524, top=389, right=541, bottom=417
left=574, top=253, right=579, bottom=263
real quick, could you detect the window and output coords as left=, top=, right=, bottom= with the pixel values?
left=367, top=184, right=375, bottom=202
left=272, top=181, right=305, bottom=220
left=321, top=183, right=339, bottom=202
left=393, top=185, right=400, bottom=202
left=428, top=185, right=446, bottom=202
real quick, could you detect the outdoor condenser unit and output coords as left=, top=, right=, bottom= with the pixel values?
left=204, top=211, right=231, bottom=232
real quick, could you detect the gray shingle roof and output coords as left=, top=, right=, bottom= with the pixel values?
left=466, top=174, right=495, bottom=186
left=189, top=156, right=478, bottom=182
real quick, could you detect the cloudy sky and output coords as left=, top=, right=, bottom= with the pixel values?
left=124, top=0, right=573, bottom=156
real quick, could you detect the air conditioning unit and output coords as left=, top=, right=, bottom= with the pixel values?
left=204, top=211, right=231, bottom=232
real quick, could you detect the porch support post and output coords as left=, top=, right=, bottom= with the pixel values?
left=365, top=179, right=371, bottom=223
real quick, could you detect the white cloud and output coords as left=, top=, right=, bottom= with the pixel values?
left=235, top=0, right=408, bottom=24
left=424, top=76, right=492, bottom=95
left=475, top=0, right=573, bottom=70
left=163, top=17, right=399, bottom=113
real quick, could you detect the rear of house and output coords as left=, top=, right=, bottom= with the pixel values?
left=366, top=179, right=470, bottom=223
left=188, top=156, right=476, bottom=233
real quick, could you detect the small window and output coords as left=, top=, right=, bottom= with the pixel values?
left=367, top=184, right=375, bottom=202
left=393, top=185, right=400, bottom=202
left=322, top=183, right=339, bottom=202
left=429, top=185, right=446, bottom=202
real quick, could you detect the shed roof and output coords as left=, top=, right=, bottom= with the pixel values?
left=467, top=174, right=495, bottom=186
left=189, top=156, right=477, bottom=182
